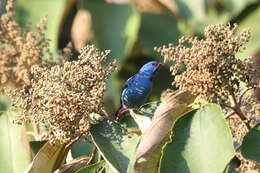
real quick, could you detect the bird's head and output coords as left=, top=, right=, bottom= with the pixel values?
left=138, top=61, right=162, bottom=77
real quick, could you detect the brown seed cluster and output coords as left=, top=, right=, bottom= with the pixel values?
left=0, top=0, right=51, bottom=89
left=156, top=24, right=256, bottom=106
left=12, top=45, right=117, bottom=144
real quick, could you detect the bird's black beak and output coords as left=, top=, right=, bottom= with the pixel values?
left=157, top=62, right=163, bottom=68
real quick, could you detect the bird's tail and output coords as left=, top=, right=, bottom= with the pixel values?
left=115, top=105, right=128, bottom=121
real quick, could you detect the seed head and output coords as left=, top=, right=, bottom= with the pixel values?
left=0, top=0, right=52, bottom=89
left=156, top=24, right=256, bottom=106
left=12, top=45, right=117, bottom=144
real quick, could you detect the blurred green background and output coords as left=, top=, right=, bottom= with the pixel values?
left=1, top=0, right=259, bottom=114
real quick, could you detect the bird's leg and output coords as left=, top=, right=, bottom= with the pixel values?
left=115, top=106, right=129, bottom=121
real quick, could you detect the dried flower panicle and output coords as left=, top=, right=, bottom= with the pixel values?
left=0, top=0, right=52, bottom=89
left=12, top=45, right=117, bottom=144
left=156, top=24, right=256, bottom=106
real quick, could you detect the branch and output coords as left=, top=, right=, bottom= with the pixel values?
left=224, top=111, right=236, bottom=119
left=87, top=147, right=97, bottom=165
left=238, top=87, right=254, bottom=105
left=224, top=92, right=251, bottom=130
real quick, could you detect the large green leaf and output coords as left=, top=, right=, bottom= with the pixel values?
left=173, top=0, right=230, bottom=34
left=82, top=0, right=140, bottom=62
left=76, top=160, right=105, bottom=173
left=71, top=137, right=94, bottom=158
left=82, top=0, right=140, bottom=102
left=241, top=123, right=260, bottom=162
left=29, top=141, right=47, bottom=157
left=139, top=13, right=181, bottom=56
left=105, top=162, right=118, bottom=173
left=137, top=101, right=160, bottom=118
left=174, top=0, right=208, bottom=20
left=237, top=7, right=260, bottom=59
left=219, top=0, right=258, bottom=16
left=0, top=97, right=30, bottom=173
left=160, top=104, right=235, bottom=173
left=223, top=156, right=241, bottom=173
left=90, top=118, right=140, bottom=173
left=179, top=9, right=230, bottom=35
left=25, top=142, right=69, bottom=173
left=0, top=0, right=7, bottom=14
left=15, top=0, right=70, bottom=53
left=0, top=94, right=9, bottom=115
left=122, top=101, right=160, bottom=132
left=129, top=90, right=196, bottom=173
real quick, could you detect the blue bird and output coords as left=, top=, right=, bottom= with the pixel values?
left=115, top=61, right=162, bottom=121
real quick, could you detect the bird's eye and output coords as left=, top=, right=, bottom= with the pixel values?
left=151, top=63, right=157, bottom=66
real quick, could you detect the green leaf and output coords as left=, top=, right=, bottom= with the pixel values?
left=137, top=101, right=161, bottom=118
left=0, top=94, right=9, bottom=115
left=174, top=0, right=208, bottom=20
left=223, top=156, right=241, bottom=173
left=241, top=123, right=260, bottom=162
left=25, top=142, right=69, bottom=173
left=121, top=101, right=160, bottom=130
left=0, top=107, right=30, bottom=173
left=105, top=162, right=118, bottom=173
left=76, top=160, right=105, bottom=173
left=128, top=102, right=160, bottom=133
left=81, top=0, right=140, bottom=101
left=179, top=9, right=230, bottom=35
left=71, top=137, right=94, bottom=158
left=237, top=7, right=260, bottom=59
left=139, top=13, right=181, bottom=56
left=0, top=0, right=7, bottom=14
left=29, top=141, right=47, bottom=157
left=15, top=0, right=70, bottom=53
left=160, top=104, right=235, bottom=173
left=82, top=0, right=140, bottom=62
left=129, top=90, right=196, bottom=173
left=219, top=0, right=258, bottom=16
left=90, top=118, right=140, bottom=173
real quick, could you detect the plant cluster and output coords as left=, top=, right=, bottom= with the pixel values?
left=156, top=24, right=255, bottom=105
left=156, top=24, right=259, bottom=130
left=12, top=45, right=117, bottom=144
left=0, top=0, right=51, bottom=89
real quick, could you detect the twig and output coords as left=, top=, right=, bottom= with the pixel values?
left=87, top=147, right=97, bottom=165
left=225, top=111, right=236, bottom=119
left=238, top=87, right=254, bottom=105
left=233, top=106, right=251, bottom=130
left=224, top=92, right=251, bottom=130
left=221, top=103, right=235, bottom=110
left=98, top=166, right=105, bottom=173
left=32, top=122, right=40, bottom=139
left=66, top=134, right=83, bottom=148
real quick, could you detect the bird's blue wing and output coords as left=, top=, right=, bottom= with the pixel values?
left=115, top=75, right=136, bottom=119
left=120, top=75, right=136, bottom=104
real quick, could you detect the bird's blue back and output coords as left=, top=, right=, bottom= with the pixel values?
left=120, top=61, right=161, bottom=108
left=121, top=74, right=153, bottom=108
